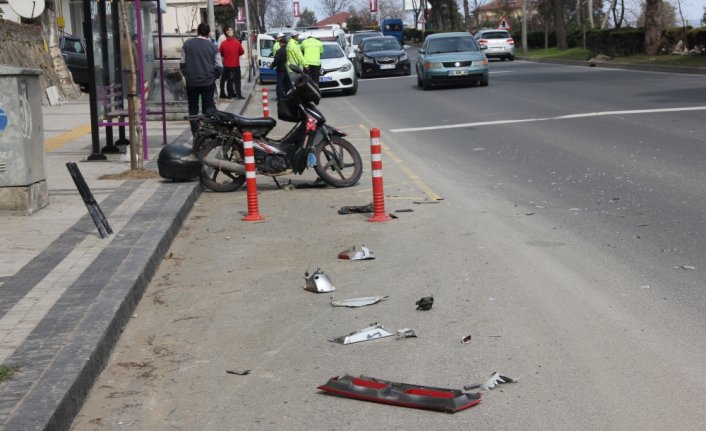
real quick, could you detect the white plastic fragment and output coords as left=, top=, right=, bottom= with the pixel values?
left=329, top=323, right=395, bottom=344
left=464, top=372, right=519, bottom=391
left=330, top=295, right=388, bottom=307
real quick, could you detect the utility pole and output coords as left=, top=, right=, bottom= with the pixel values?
left=207, top=0, right=215, bottom=33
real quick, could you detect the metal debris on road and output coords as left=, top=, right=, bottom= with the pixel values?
left=413, top=198, right=441, bottom=204
left=396, top=328, right=417, bottom=338
left=329, top=322, right=395, bottom=344
left=415, top=296, right=434, bottom=310
left=338, top=245, right=375, bottom=260
left=394, top=209, right=414, bottom=213
left=330, top=295, right=388, bottom=308
left=226, top=369, right=251, bottom=375
left=462, top=335, right=472, bottom=343
left=464, top=372, right=518, bottom=391
left=304, top=269, right=336, bottom=293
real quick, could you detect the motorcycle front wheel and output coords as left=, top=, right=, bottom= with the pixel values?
left=196, top=137, right=247, bottom=192
left=313, top=136, right=363, bottom=188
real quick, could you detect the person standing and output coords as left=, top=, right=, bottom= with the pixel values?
left=219, top=26, right=245, bottom=99
left=300, top=34, right=323, bottom=86
left=286, top=30, right=304, bottom=73
left=181, top=23, right=223, bottom=135
left=270, top=34, right=290, bottom=101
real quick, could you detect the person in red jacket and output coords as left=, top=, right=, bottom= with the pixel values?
left=218, top=26, right=245, bottom=99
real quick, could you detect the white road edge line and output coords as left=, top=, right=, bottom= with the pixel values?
left=389, top=106, right=706, bottom=133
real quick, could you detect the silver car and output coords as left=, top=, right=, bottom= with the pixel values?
left=473, top=29, right=515, bottom=61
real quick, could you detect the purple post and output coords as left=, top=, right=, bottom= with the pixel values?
left=156, top=0, right=167, bottom=146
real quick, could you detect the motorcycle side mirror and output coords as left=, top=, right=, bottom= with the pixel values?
left=289, top=64, right=303, bottom=74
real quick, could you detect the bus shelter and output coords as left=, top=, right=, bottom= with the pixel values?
left=83, top=0, right=169, bottom=161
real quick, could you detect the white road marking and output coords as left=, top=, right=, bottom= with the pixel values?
left=389, top=105, right=706, bottom=133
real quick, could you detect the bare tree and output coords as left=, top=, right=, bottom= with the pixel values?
left=644, top=0, right=662, bottom=55
left=601, top=0, right=617, bottom=28
left=553, top=0, right=568, bottom=49
left=319, top=0, right=350, bottom=17
left=266, top=0, right=293, bottom=28
left=378, top=0, right=406, bottom=19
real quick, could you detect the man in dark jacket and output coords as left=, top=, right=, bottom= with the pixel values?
left=270, top=34, right=290, bottom=101
left=180, top=23, right=223, bottom=135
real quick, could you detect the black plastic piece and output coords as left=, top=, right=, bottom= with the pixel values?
left=157, top=144, right=201, bottom=181
left=66, top=162, right=113, bottom=239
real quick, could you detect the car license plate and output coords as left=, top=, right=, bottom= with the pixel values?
left=448, top=70, right=469, bottom=76
left=490, top=47, right=502, bottom=51
left=379, top=64, right=395, bottom=70
left=319, top=76, right=333, bottom=82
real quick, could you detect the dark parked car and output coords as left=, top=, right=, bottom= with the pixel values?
left=353, top=36, right=410, bottom=78
left=59, top=35, right=88, bottom=87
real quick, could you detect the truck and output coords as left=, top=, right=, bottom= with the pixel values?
left=381, top=18, right=404, bottom=45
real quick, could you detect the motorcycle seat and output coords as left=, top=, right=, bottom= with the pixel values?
left=205, top=110, right=276, bottom=137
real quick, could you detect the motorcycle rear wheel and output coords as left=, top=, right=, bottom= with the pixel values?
left=313, top=136, right=363, bottom=188
left=197, top=137, right=247, bottom=192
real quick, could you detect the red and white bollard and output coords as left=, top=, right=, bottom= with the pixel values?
left=262, top=88, right=269, bottom=118
left=368, top=128, right=392, bottom=222
left=241, top=131, right=265, bottom=222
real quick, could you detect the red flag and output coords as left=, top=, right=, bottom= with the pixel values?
left=293, top=1, right=301, bottom=17
left=370, top=0, right=378, bottom=13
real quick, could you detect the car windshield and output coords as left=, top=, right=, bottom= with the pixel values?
left=352, top=33, right=379, bottom=45
left=321, top=44, right=344, bottom=59
left=363, top=38, right=401, bottom=52
left=426, top=36, right=479, bottom=54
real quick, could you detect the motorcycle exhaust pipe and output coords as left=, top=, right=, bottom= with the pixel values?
left=201, top=153, right=246, bottom=174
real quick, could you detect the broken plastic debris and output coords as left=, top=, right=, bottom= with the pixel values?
left=461, top=335, right=472, bottom=344
left=396, top=328, right=417, bottom=338
left=226, top=369, right=251, bottom=375
left=318, top=374, right=481, bottom=413
left=338, top=245, right=375, bottom=260
left=675, top=265, right=696, bottom=270
left=304, top=268, right=335, bottom=293
left=338, top=203, right=373, bottom=214
left=330, top=295, right=388, bottom=308
left=415, top=296, right=434, bottom=310
left=464, top=372, right=518, bottom=391
left=329, top=322, right=395, bottom=344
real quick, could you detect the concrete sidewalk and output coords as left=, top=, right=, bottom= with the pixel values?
left=0, top=74, right=256, bottom=430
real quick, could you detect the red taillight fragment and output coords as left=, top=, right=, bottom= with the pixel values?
left=507, top=39, right=515, bottom=45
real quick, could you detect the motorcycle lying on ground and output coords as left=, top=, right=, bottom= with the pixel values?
left=191, top=65, right=363, bottom=192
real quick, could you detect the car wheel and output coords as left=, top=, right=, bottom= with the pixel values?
left=343, top=77, right=358, bottom=95
left=417, top=75, right=423, bottom=88
left=422, top=78, right=431, bottom=91
left=480, top=76, right=489, bottom=87
left=508, top=55, right=515, bottom=61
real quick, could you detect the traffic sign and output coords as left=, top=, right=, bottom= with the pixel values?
left=498, top=15, right=511, bottom=30
left=418, top=16, right=426, bottom=24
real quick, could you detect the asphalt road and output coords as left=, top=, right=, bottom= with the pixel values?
left=71, top=60, right=706, bottom=430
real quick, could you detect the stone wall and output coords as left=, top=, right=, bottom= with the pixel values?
left=0, top=20, right=64, bottom=103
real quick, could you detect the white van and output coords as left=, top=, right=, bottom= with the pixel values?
left=299, top=25, right=347, bottom=51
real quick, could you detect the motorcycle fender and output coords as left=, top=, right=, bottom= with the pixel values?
left=325, top=125, right=347, bottom=137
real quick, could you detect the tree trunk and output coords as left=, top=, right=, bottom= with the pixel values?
left=644, top=0, right=662, bottom=55
left=601, top=0, right=617, bottom=29
left=463, top=0, right=471, bottom=32
left=587, top=0, right=595, bottom=27
left=553, top=0, right=568, bottom=49
left=120, top=0, right=143, bottom=170
left=41, top=6, right=81, bottom=99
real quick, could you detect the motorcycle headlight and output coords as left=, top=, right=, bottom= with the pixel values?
left=363, top=56, right=375, bottom=64
left=340, top=63, right=352, bottom=72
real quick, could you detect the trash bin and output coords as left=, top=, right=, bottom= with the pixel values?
left=0, top=65, right=48, bottom=215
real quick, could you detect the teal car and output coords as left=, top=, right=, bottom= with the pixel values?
left=415, top=32, right=489, bottom=90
